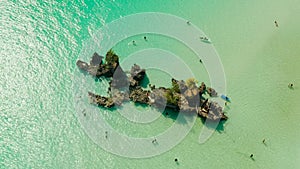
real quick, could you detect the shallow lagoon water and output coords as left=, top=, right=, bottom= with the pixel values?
left=1, top=0, right=300, bottom=168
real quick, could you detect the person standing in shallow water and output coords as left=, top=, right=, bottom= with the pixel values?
left=132, top=40, right=136, bottom=46
left=105, top=131, right=108, bottom=139
left=275, top=21, right=279, bottom=27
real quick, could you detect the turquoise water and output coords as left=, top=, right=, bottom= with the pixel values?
left=1, top=0, right=300, bottom=168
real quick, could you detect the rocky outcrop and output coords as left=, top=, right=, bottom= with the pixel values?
left=111, top=90, right=130, bottom=106
left=129, top=64, right=146, bottom=88
left=76, top=49, right=120, bottom=78
left=88, top=92, right=114, bottom=108
left=129, top=86, right=150, bottom=104
left=207, top=87, right=218, bottom=97
left=77, top=50, right=228, bottom=121
left=198, top=99, right=228, bottom=120
left=90, top=52, right=104, bottom=66
left=110, top=65, right=129, bottom=89
left=198, top=82, right=206, bottom=95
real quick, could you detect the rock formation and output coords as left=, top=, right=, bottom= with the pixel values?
left=77, top=50, right=228, bottom=121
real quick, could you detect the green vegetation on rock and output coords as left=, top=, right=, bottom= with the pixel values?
left=105, top=49, right=119, bottom=65
left=165, top=89, right=180, bottom=105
